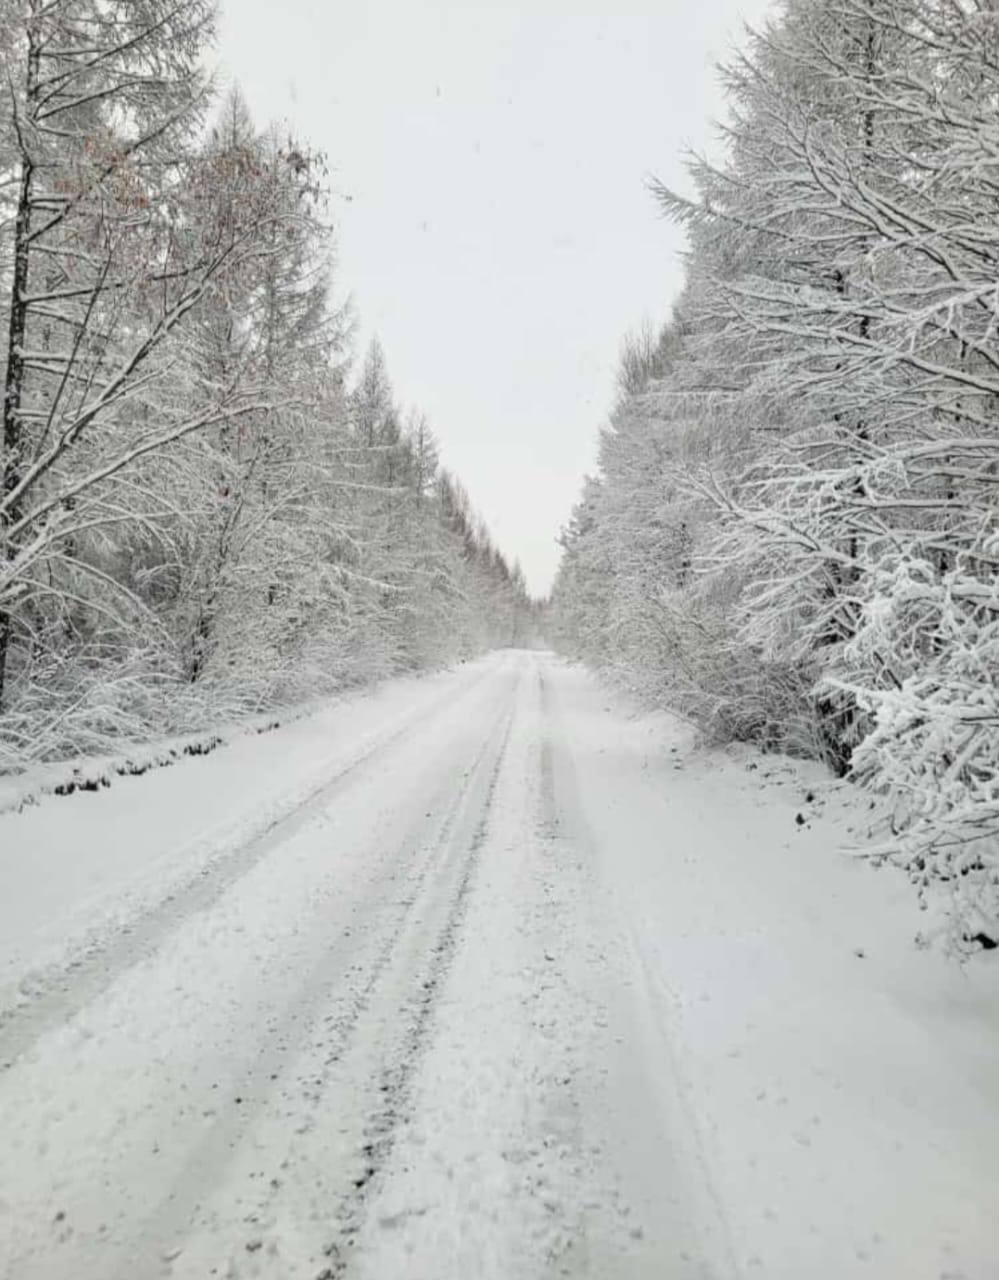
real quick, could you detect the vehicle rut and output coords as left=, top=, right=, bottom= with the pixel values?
left=0, top=665, right=496, bottom=1072
left=311, top=702, right=515, bottom=1277
left=118, top=680, right=519, bottom=1280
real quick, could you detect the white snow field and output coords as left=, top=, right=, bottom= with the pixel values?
left=0, top=650, right=996, bottom=1280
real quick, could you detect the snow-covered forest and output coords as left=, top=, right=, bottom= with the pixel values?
left=551, top=0, right=999, bottom=941
left=2, top=4, right=997, bottom=1275
left=0, top=0, right=534, bottom=771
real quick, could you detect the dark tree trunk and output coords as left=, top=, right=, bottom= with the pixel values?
left=0, top=22, right=40, bottom=710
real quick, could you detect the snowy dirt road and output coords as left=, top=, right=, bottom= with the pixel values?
left=1, top=651, right=997, bottom=1280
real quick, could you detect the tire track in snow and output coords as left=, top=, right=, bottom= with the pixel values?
left=532, top=667, right=611, bottom=1275
left=536, top=661, right=740, bottom=1279
left=316, top=701, right=516, bottom=1278
left=0, top=664, right=497, bottom=1073
left=144, top=680, right=519, bottom=1280
left=339, top=657, right=616, bottom=1279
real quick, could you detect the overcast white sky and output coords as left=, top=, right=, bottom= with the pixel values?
left=218, top=0, right=775, bottom=596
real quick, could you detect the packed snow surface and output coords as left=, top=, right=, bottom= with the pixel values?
left=0, top=650, right=996, bottom=1279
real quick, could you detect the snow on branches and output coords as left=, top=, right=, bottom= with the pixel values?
left=552, top=0, right=999, bottom=945
left=0, top=2, right=534, bottom=768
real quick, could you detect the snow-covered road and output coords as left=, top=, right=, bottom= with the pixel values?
left=1, top=651, right=997, bottom=1279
